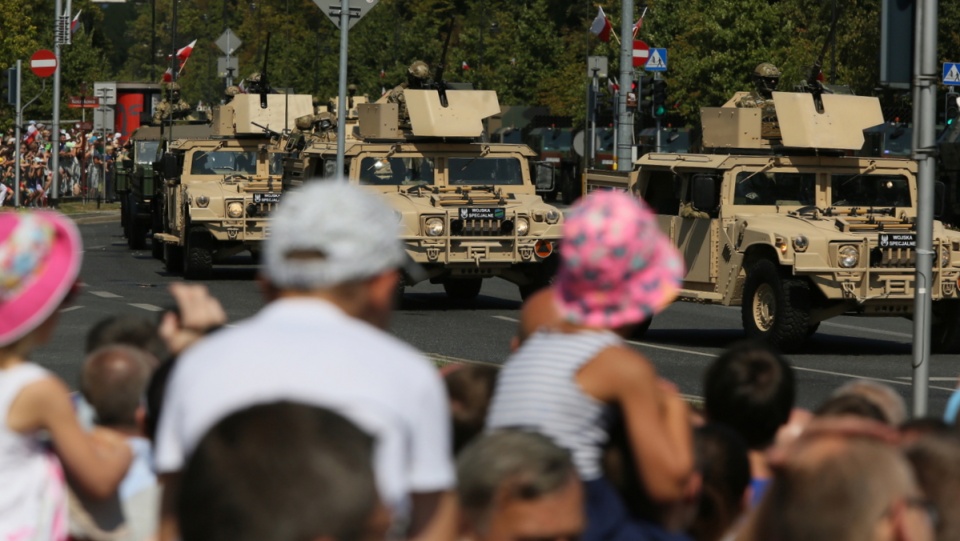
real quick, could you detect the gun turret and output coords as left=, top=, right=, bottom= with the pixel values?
left=803, top=9, right=839, bottom=114
left=259, top=34, right=272, bottom=109
left=432, top=19, right=455, bottom=108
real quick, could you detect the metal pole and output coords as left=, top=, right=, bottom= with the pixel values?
left=590, top=71, right=598, bottom=167
left=51, top=0, right=64, bottom=206
left=335, top=0, right=349, bottom=178
left=656, top=116, right=662, bottom=152
left=616, top=0, right=634, bottom=171
left=911, top=0, right=937, bottom=417
left=14, top=60, right=21, bottom=208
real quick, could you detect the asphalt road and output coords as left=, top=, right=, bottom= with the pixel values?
left=33, top=219, right=960, bottom=418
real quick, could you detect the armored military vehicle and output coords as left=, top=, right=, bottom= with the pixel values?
left=116, top=123, right=212, bottom=254
left=524, top=117, right=581, bottom=204
left=586, top=90, right=960, bottom=352
left=153, top=92, right=313, bottom=278
left=281, top=85, right=563, bottom=301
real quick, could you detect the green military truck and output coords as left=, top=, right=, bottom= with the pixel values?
left=116, top=124, right=212, bottom=255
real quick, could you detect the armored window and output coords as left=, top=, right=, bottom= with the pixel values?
left=831, top=174, right=910, bottom=207
left=734, top=171, right=816, bottom=206
left=448, top=157, right=523, bottom=185
left=642, top=170, right=680, bottom=215
left=190, top=150, right=257, bottom=176
left=269, top=154, right=284, bottom=176
left=135, top=141, right=160, bottom=164
left=359, top=157, right=435, bottom=186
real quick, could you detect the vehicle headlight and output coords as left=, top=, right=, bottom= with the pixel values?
left=941, top=245, right=951, bottom=268
left=838, top=245, right=860, bottom=268
left=196, top=195, right=210, bottom=208
left=517, top=217, right=530, bottom=236
left=545, top=209, right=560, bottom=224
left=792, top=235, right=809, bottom=253
left=425, top=217, right=444, bottom=237
left=227, top=201, right=244, bottom=218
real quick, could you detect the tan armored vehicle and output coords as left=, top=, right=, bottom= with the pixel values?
left=281, top=86, right=563, bottom=300
left=588, top=91, right=960, bottom=352
left=153, top=93, right=313, bottom=278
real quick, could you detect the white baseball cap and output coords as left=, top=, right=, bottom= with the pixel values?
left=264, top=181, right=421, bottom=289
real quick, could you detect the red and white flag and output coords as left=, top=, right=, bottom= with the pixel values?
left=70, top=10, right=82, bottom=34
left=632, top=7, right=647, bottom=38
left=162, top=67, right=173, bottom=83
left=461, top=61, right=471, bottom=71
left=379, top=68, right=386, bottom=79
left=590, top=7, right=612, bottom=42
left=176, top=39, right=197, bottom=63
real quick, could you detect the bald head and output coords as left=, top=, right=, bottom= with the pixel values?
left=81, top=345, right=155, bottom=428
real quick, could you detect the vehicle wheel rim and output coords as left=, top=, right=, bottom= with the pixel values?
left=753, top=283, right=776, bottom=332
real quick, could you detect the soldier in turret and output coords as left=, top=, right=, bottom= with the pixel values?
left=736, top=63, right=781, bottom=139
left=153, top=82, right=193, bottom=124
left=387, top=61, right=432, bottom=128
left=224, top=85, right=241, bottom=104
left=245, top=72, right=272, bottom=94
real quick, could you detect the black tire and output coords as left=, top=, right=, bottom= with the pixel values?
left=184, top=229, right=214, bottom=280
left=932, top=301, right=960, bottom=353
left=443, top=278, right=483, bottom=301
left=151, top=236, right=164, bottom=260
left=120, top=195, right=130, bottom=238
left=807, top=322, right=821, bottom=338
left=151, top=200, right=164, bottom=260
left=741, top=259, right=811, bottom=352
left=165, top=244, right=184, bottom=274
left=127, top=212, right=146, bottom=250
left=518, top=254, right=560, bottom=301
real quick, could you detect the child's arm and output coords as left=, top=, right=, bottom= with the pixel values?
left=8, top=377, right=133, bottom=499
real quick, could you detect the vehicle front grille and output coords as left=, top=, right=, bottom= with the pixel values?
left=451, top=218, right=515, bottom=237
left=246, top=201, right=278, bottom=218
left=870, top=246, right=915, bottom=268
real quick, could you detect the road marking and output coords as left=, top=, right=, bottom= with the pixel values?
left=897, top=376, right=958, bottom=383
left=86, top=245, right=106, bottom=250
left=820, top=321, right=912, bottom=339
left=89, top=291, right=122, bottom=298
left=128, top=303, right=164, bottom=312
left=492, top=315, right=519, bottom=323
left=59, top=306, right=84, bottom=313
left=491, top=316, right=950, bottom=392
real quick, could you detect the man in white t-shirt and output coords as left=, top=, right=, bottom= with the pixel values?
left=154, top=181, right=455, bottom=541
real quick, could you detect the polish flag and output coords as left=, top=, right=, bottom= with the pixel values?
left=70, top=10, right=82, bottom=34
left=590, top=7, right=612, bottom=42
left=176, top=39, right=197, bottom=63
left=162, top=68, right=173, bottom=83
left=632, top=7, right=647, bottom=38
left=379, top=68, right=385, bottom=79
left=461, top=61, right=470, bottom=70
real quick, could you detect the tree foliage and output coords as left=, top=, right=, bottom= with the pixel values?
left=3, top=0, right=960, bottom=130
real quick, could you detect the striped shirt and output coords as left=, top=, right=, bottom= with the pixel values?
left=486, top=329, right=621, bottom=481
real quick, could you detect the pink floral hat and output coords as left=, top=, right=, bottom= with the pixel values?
left=554, top=190, right=684, bottom=329
left=0, top=211, right=82, bottom=346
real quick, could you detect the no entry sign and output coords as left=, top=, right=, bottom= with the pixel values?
left=30, top=49, right=57, bottom=78
left=632, top=40, right=649, bottom=68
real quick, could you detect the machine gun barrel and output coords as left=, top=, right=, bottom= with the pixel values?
left=260, top=33, right=271, bottom=109
left=433, top=19, right=455, bottom=107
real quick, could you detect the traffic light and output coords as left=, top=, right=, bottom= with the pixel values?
left=638, top=75, right=654, bottom=114
left=652, top=79, right=667, bottom=118
left=3, top=67, right=17, bottom=106
left=947, top=92, right=960, bottom=126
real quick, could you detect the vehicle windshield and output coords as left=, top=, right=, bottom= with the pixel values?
left=135, top=141, right=160, bottom=164
left=269, top=154, right=283, bottom=176
left=358, top=157, right=435, bottom=186
left=596, top=129, right=614, bottom=152
left=734, top=172, right=817, bottom=206
left=831, top=174, right=911, bottom=207
left=533, top=129, right=573, bottom=151
left=448, top=157, right=523, bottom=186
left=190, top=150, right=258, bottom=175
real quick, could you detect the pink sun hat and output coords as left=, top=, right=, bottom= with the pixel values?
left=0, top=211, right=83, bottom=346
left=554, top=190, right=684, bottom=329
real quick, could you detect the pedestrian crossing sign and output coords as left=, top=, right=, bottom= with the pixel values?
left=943, top=63, right=960, bottom=86
left=645, top=48, right=667, bottom=72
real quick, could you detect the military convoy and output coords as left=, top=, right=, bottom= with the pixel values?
left=585, top=89, right=960, bottom=352
left=150, top=92, right=313, bottom=278
left=279, top=85, right=564, bottom=301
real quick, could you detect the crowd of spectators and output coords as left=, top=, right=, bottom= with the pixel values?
left=0, top=122, right=123, bottom=207
left=1, top=184, right=956, bottom=541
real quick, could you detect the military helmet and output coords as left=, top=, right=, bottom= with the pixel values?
left=225, top=86, right=240, bottom=96
left=166, top=81, right=181, bottom=91
left=753, top=63, right=782, bottom=78
left=408, top=61, right=430, bottom=80
left=248, top=72, right=262, bottom=83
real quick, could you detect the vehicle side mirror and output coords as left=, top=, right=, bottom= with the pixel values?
left=691, top=173, right=719, bottom=212
left=161, top=153, right=179, bottom=182
left=535, top=162, right=556, bottom=192
left=935, top=180, right=946, bottom=219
